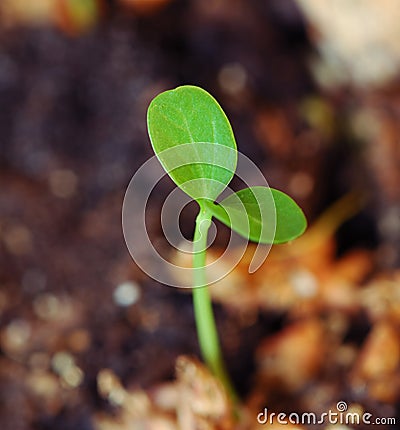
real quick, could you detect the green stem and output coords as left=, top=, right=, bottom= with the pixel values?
left=192, top=202, right=237, bottom=401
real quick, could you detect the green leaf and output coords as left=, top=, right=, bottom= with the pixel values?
left=147, top=85, right=237, bottom=201
left=204, top=186, right=307, bottom=244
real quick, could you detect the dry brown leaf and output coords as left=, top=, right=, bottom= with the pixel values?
left=256, top=319, right=326, bottom=392
left=351, top=320, right=400, bottom=403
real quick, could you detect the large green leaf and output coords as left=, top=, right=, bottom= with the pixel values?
left=204, top=186, right=307, bottom=244
left=147, top=85, right=237, bottom=201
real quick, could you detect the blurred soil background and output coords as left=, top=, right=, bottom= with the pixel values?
left=0, top=0, right=399, bottom=429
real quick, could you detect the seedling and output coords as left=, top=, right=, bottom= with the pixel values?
left=147, top=85, right=306, bottom=399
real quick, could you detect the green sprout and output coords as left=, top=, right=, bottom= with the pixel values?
left=147, top=85, right=307, bottom=399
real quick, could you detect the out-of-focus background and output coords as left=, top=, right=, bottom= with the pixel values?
left=0, top=1, right=399, bottom=429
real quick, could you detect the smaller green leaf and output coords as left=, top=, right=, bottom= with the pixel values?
left=203, top=186, right=307, bottom=244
